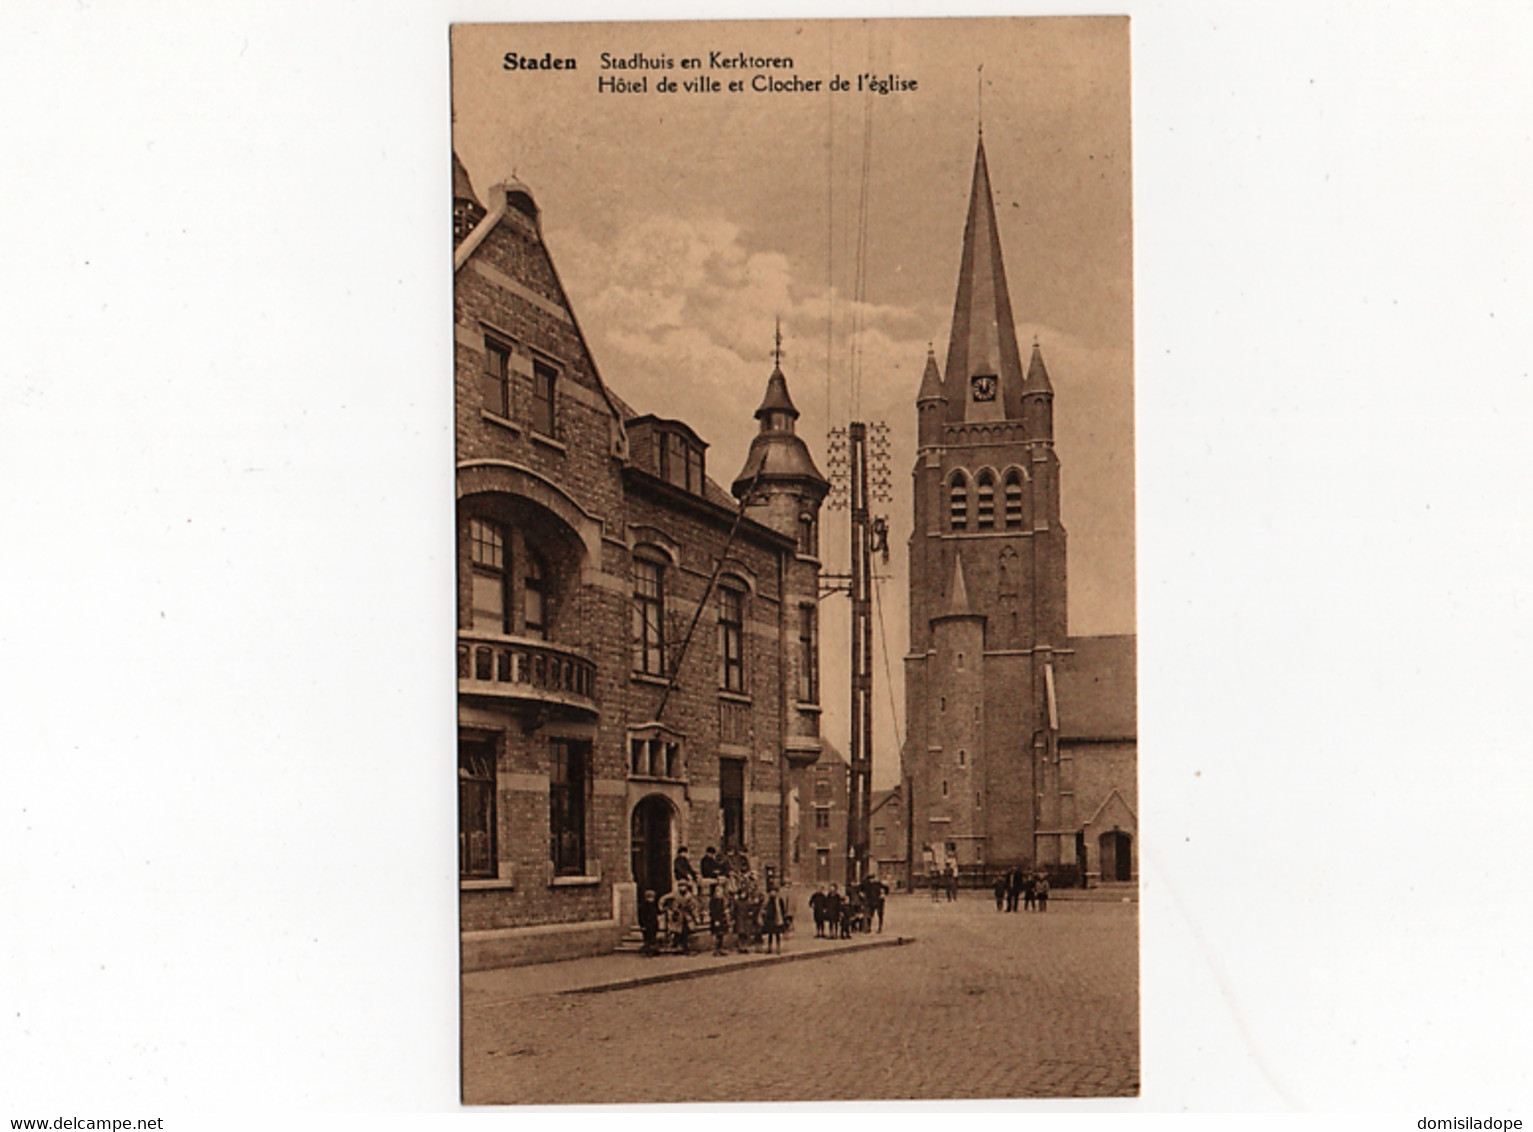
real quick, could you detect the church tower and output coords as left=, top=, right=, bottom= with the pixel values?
left=903, top=135, right=1068, bottom=878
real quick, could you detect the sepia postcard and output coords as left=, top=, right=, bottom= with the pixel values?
left=450, top=17, right=1136, bottom=1103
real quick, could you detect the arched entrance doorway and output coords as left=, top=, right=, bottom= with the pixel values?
left=1099, top=829, right=1133, bottom=882
left=631, top=795, right=676, bottom=897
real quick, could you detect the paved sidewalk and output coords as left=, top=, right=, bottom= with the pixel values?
left=463, top=927, right=911, bottom=1005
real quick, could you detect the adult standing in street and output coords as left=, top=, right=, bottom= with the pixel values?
left=865, top=874, right=888, bottom=932
left=993, top=872, right=1007, bottom=912
left=825, top=883, right=843, bottom=939
left=1036, top=874, right=1050, bottom=913
left=944, top=861, right=958, bottom=902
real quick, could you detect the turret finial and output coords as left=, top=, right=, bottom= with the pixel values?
left=977, top=65, right=984, bottom=137
left=772, top=317, right=783, bottom=369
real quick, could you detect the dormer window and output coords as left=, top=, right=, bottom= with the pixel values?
left=658, top=429, right=705, bottom=494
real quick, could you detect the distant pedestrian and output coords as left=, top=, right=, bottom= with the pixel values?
left=761, top=885, right=788, bottom=953
left=928, top=866, right=942, bottom=902
left=944, top=861, right=958, bottom=902
left=840, top=890, right=857, bottom=938
left=825, top=884, right=843, bottom=938
left=1036, top=875, right=1050, bottom=913
left=638, top=890, right=660, bottom=957
left=700, top=846, right=721, bottom=881
left=993, top=873, right=1006, bottom=912
left=1022, top=871, right=1037, bottom=912
left=1005, top=867, right=1022, bottom=912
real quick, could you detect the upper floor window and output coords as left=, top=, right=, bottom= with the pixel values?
left=469, top=518, right=508, bottom=634
left=658, top=429, right=705, bottom=494
left=483, top=340, right=511, bottom=419
left=523, top=549, right=547, bottom=639
left=532, top=358, right=557, bottom=437
left=798, top=511, right=818, bottom=558
left=1004, top=471, right=1024, bottom=529
left=798, top=603, right=819, bottom=704
left=632, top=556, right=666, bottom=675
left=949, top=472, right=969, bottom=531
left=719, top=585, right=746, bottom=692
left=976, top=471, right=995, bottom=530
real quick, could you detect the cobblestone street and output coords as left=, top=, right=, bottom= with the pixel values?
left=463, top=892, right=1138, bottom=1103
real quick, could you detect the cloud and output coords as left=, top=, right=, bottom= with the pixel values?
left=543, top=213, right=1134, bottom=785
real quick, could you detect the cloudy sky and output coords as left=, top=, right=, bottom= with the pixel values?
left=453, top=18, right=1133, bottom=786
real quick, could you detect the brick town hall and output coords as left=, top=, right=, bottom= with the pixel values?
left=901, top=136, right=1137, bottom=887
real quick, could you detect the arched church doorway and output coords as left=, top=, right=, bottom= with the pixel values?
left=631, top=795, right=676, bottom=897
left=1099, top=829, right=1133, bottom=882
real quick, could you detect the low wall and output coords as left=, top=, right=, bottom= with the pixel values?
left=461, top=881, right=638, bottom=972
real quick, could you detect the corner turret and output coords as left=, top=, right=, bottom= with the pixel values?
left=732, top=330, right=830, bottom=551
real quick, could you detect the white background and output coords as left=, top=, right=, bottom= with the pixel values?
left=2, top=0, right=1530, bottom=1124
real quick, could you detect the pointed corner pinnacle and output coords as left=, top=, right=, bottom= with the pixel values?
left=948, top=553, right=971, bottom=616
left=917, top=345, right=944, bottom=402
left=1024, top=339, right=1053, bottom=395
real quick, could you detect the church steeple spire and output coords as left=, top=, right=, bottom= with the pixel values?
left=943, top=135, right=1025, bottom=424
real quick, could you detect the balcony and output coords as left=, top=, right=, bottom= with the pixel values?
left=457, top=632, right=597, bottom=715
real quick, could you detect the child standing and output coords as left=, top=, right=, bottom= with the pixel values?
left=638, top=890, right=660, bottom=957
left=709, top=884, right=728, bottom=956
left=761, top=884, right=788, bottom=954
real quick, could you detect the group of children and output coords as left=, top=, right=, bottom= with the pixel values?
left=806, top=876, right=887, bottom=938
left=636, top=846, right=791, bottom=957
